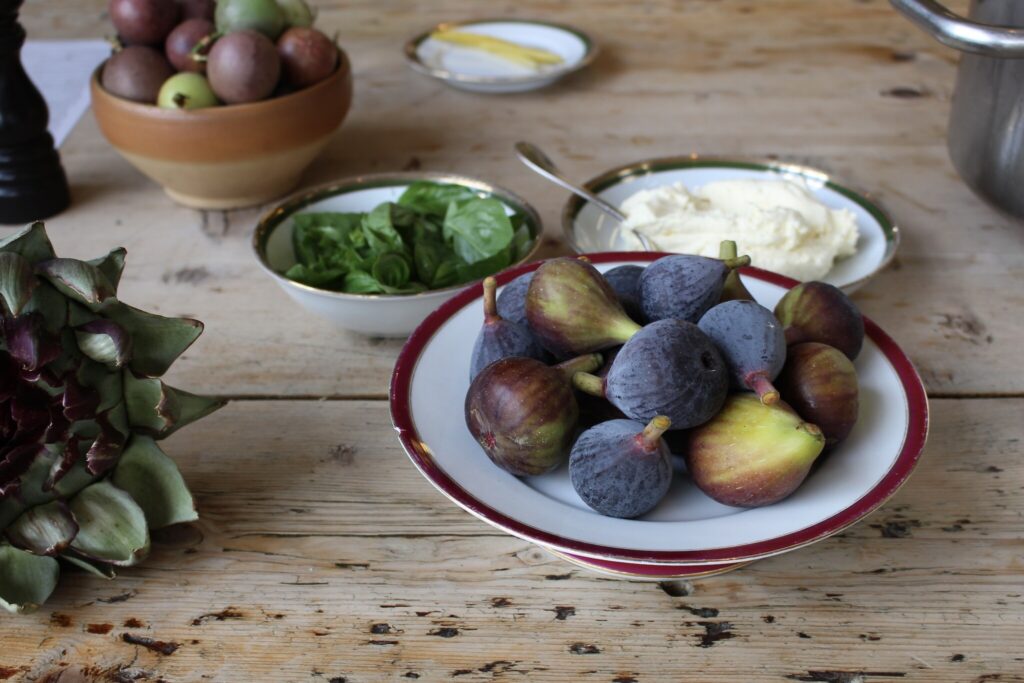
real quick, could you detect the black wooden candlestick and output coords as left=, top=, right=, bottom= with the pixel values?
left=0, top=0, right=70, bottom=224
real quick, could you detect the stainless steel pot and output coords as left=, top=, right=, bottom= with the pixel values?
left=892, top=0, right=1024, bottom=217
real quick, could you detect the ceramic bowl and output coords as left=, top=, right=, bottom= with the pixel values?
left=391, top=254, right=929, bottom=567
left=405, top=19, right=597, bottom=93
left=252, top=172, right=543, bottom=337
left=562, top=157, right=900, bottom=293
left=90, top=51, right=353, bottom=209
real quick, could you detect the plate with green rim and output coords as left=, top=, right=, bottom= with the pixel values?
left=561, top=156, right=900, bottom=293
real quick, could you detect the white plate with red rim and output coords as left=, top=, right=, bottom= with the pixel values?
left=390, top=253, right=929, bottom=566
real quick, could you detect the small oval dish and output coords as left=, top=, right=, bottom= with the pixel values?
left=253, top=172, right=543, bottom=337
left=390, top=253, right=929, bottom=566
left=562, top=157, right=900, bottom=293
left=405, top=19, right=597, bottom=93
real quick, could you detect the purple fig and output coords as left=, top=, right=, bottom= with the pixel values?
left=640, top=248, right=751, bottom=323
left=470, top=277, right=545, bottom=380
left=465, top=354, right=601, bottom=476
left=774, top=281, right=865, bottom=360
left=601, top=265, right=645, bottom=323
left=719, top=240, right=754, bottom=302
left=698, top=300, right=786, bottom=405
left=776, top=342, right=859, bottom=448
left=495, top=271, right=532, bottom=326
left=569, top=416, right=673, bottom=519
left=526, top=258, right=642, bottom=357
left=573, top=319, right=728, bottom=430
left=686, top=394, right=825, bottom=507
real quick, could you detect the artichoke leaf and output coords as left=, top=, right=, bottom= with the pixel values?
left=105, top=302, right=203, bottom=377
left=2, top=311, right=61, bottom=371
left=5, top=501, right=79, bottom=556
left=0, top=542, right=60, bottom=614
left=0, top=497, right=26, bottom=533
left=17, top=445, right=62, bottom=506
left=0, top=222, right=56, bottom=264
left=75, top=319, right=132, bottom=367
left=22, top=281, right=67, bottom=335
left=0, top=251, right=38, bottom=315
left=67, top=301, right=99, bottom=327
left=68, top=481, right=150, bottom=567
left=123, top=371, right=225, bottom=437
left=112, top=435, right=198, bottom=529
left=35, top=258, right=117, bottom=311
left=87, top=247, right=127, bottom=292
left=61, top=551, right=116, bottom=579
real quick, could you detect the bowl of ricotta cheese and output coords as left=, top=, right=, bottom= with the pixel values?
left=561, top=157, right=899, bottom=292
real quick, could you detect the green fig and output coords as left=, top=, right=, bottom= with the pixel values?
left=774, top=281, right=865, bottom=360
left=776, top=342, right=859, bottom=449
left=719, top=240, right=754, bottom=302
left=686, top=394, right=825, bottom=507
left=525, top=258, right=642, bottom=357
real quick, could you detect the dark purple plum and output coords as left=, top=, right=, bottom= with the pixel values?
left=698, top=300, right=786, bottom=404
left=527, top=257, right=641, bottom=356
left=495, top=271, right=532, bottom=326
left=640, top=251, right=750, bottom=323
left=719, top=240, right=754, bottom=302
left=602, top=265, right=645, bottom=323
left=470, top=277, right=545, bottom=380
left=465, top=354, right=601, bottom=476
left=569, top=416, right=673, bottom=519
left=573, top=319, right=729, bottom=429
left=774, top=281, right=865, bottom=360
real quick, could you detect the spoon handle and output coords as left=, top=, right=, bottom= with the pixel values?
left=515, top=141, right=628, bottom=223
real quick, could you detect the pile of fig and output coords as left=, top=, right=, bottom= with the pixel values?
left=464, top=242, right=865, bottom=518
left=100, top=0, right=340, bottom=109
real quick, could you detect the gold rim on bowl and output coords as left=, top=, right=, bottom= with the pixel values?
left=252, top=171, right=544, bottom=301
left=560, top=155, right=901, bottom=292
left=403, top=18, right=598, bottom=85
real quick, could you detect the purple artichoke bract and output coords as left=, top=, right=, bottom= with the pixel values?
left=0, top=222, right=225, bottom=614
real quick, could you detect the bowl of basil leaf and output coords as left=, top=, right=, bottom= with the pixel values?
left=253, top=172, right=542, bottom=336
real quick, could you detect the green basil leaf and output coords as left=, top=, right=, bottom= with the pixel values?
left=443, top=198, right=514, bottom=264
left=511, top=219, right=533, bottom=261
left=371, top=251, right=412, bottom=289
left=361, top=203, right=406, bottom=254
left=398, top=182, right=479, bottom=217
left=454, top=246, right=512, bottom=285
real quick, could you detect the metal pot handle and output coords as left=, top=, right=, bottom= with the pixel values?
left=890, top=0, right=1024, bottom=57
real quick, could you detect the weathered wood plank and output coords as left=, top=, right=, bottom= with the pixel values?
left=0, top=398, right=1020, bottom=682
left=12, top=0, right=1021, bottom=397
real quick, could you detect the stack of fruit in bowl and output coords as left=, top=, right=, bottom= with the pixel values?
left=91, top=0, right=353, bottom=208
left=464, top=243, right=864, bottom=518
left=103, top=0, right=337, bottom=108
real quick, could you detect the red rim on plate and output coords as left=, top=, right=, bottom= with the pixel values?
left=390, top=252, right=930, bottom=564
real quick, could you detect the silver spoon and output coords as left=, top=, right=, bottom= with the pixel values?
left=514, top=141, right=654, bottom=250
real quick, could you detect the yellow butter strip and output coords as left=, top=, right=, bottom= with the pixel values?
left=430, top=30, right=565, bottom=68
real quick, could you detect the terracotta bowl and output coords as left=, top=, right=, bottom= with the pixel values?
left=90, top=50, right=353, bottom=209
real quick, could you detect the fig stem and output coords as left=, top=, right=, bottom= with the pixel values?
left=482, top=277, right=499, bottom=323
left=718, top=240, right=738, bottom=260
left=721, top=255, right=751, bottom=270
left=555, top=353, right=603, bottom=379
left=639, top=415, right=672, bottom=451
left=802, top=422, right=824, bottom=438
left=571, top=371, right=606, bottom=397
left=746, top=372, right=781, bottom=405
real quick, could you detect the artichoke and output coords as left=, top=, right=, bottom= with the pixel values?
left=0, top=222, right=224, bottom=614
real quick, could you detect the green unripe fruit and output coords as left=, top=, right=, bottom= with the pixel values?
left=157, top=73, right=219, bottom=109
left=215, top=0, right=285, bottom=38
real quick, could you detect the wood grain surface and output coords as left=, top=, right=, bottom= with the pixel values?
left=4, top=0, right=1023, bottom=681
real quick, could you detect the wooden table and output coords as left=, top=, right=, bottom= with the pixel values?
left=4, top=1, right=1022, bottom=681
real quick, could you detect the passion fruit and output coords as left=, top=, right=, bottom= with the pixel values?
left=206, top=30, right=282, bottom=104
left=157, top=72, right=219, bottom=109
left=110, top=0, right=179, bottom=45
left=101, top=45, right=175, bottom=103
left=215, top=0, right=285, bottom=39
left=277, top=27, right=337, bottom=88
left=164, top=18, right=213, bottom=72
